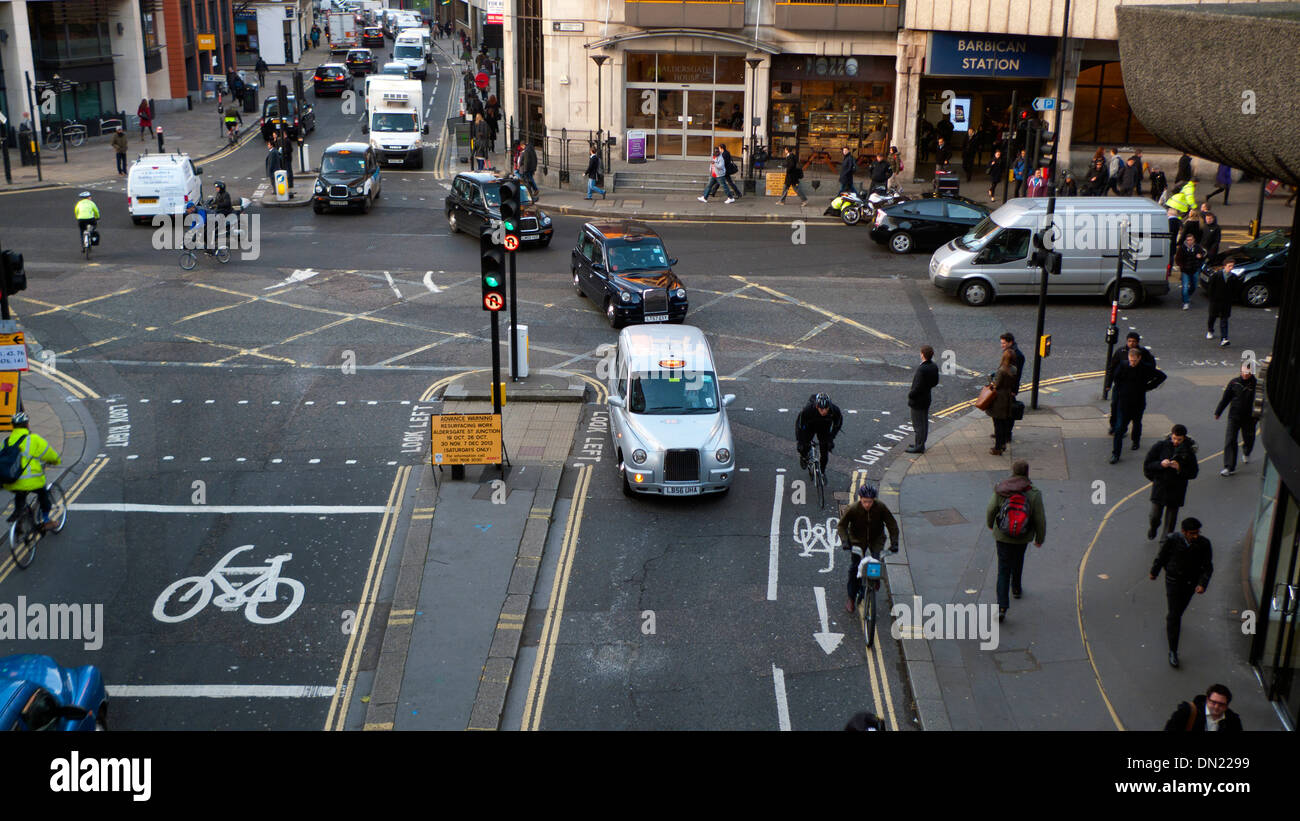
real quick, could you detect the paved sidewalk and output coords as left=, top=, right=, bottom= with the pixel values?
left=881, top=368, right=1285, bottom=730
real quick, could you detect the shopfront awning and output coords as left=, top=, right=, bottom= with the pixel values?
left=584, top=29, right=783, bottom=55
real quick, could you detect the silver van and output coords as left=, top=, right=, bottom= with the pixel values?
left=606, top=325, right=736, bottom=497
left=929, top=197, right=1172, bottom=308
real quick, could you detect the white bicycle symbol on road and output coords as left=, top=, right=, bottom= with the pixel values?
left=152, top=545, right=305, bottom=625
left=793, top=516, right=841, bottom=574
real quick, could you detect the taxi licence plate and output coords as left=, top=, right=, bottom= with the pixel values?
left=329, top=200, right=349, bottom=206
left=663, top=486, right=700, bottom=495
left=388, top=159, right=403, bottom=164
left=644, top=314, right=669, bottom=323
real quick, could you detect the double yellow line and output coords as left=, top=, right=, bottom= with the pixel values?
left=0, top=455, right=109, bottom=583
left=848, top=469, right=900, bottom=731
left=933, top=370, right=1107, bottom=419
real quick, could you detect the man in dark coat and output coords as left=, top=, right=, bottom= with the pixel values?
left=1200, top=209, right=1222, bottom=260
left=986, top=149, right=1006, bottom=202
left=985, top=459, right=1047, bottom=620
left=1106, top=331, right=1156, bottom=435
left=1164, top=684, right=1243, bottom=731
left=837, top=146, right=857, bottom=194
left=1150, top=517, right=1213, bottom=668
left=1143, top=424, right=1199, bottom=540
left=1174, top=151, right=1194, bottom=187
left=1205, top=258, right=1239, bottom=346
left=1109, top=347, right=1167, bottom=463
left=518, top=141, right=539, bottom=199
left=999, top=333, right=1025, bottom=440
left=1214, top=362, right=1257, bottom=475
left=934, top=137, right=952, bottom=169
left=905, top=345, right=940, bottom=453
left=867, top=153, right=892, bottom=191
left=1117, top=156, right=1141, bottom=195
left=777, top=146, right=807, bottom=205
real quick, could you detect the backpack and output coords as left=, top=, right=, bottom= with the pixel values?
left=995, top=490, right=1030, bottom=538
left=0, top=433, right=29, bottom=484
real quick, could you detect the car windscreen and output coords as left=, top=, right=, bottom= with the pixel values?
left=480, top=182, right=534, bottom=207
left=1241, top=229, right=1290, bottom=256
left=263, top=98, right=298, bottom=116
left=606, top=240, right=670, bottom=272
left=322, top=154, right=367, bottom=176
left=629, top=370, right=720, bottom=414
left=955, top=216, right=1001, bottom=251
left=348, top=51, right=370, bottom=61
left=393, top=45, right=422, bottom=58
left=382, top=65, right=407, bottom=75
left=372, top=112, right=417, bottom=132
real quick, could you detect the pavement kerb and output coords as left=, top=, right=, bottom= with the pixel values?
left=540, top=197, right=843, bottom=225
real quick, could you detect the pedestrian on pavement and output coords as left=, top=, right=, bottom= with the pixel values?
left=1106, top=331, right=1156, bottom=432
left=698, top=146, right=732, bottom=203
left=1206, top=163, right=1234, bottom=205
left=1165, top=207, right=1183, bottom=275
left=1012, top=150, right=1028, bottom=197
left=999, top=332, right=1025, bottom=440
left=1084, top=156, right=1108, bottom=196
left=484, top=96, right=500, bottom=153
left=1109, top=347, right=1167, bottom=463
left=1117, top=156, right=1141, bottom=196
left=1178, top=204, right=1206, bottom=245
left=986, top=459, right=1046, bottom=621
left=1174, top=151, right=1194, bottom=187
left=1133, top=150, right=1146, bottom=196
left=1025, top=167, right=1047, bottom=197
left=934, top=136, right=952, bottom=170
left=1200, top=210, right=1222, bottom=261
left=986, top=149, right=1005, bottom=202
left=255, top=57, right=268, bottom=90
left=1150, top=517, right=1213, bottom=668
left=1144, top=424, right=1200, bottom=540
left=1106, top=148, right=1124, bottom=194
left=867, top=153, right=892, bottom=192
left=777, top=146, right=808, bottom=205
left=1150, top=165, right=1169, bottom=204
left=1166, top=178, right=1198, bottom=219
left=311, top=26, right=321, bottom=49
left=1205, top=258, right=1239, bottom=347
left=905, top=345, right=940, bottom=453
left=1164, top=684, right=1242, bottom=731
left=985, top=349, right=1019, bottom=456
left=719, top=144, right=741, bottom=200
left=1214, top=362, right=1257, bottom=476
left=837, top=146, right=857, bottom=195
left=584, top=145, right=605, bottom=200
left=961, top=138, right=978, bottom=182
left=471, top=113, right=489, bottom=170
left=111, top=127, right=128, bottom=175
left=518, top=140, right=539, bottom=199
left=888, top=146, right=902, bottom=184
left=136, top=98, right=153, bottom=142
left=1174, top=233, right=1207, bottom=310
left=836, top=484, right=899, bottom=614
left=1057, top=170, right=1078, bottom=197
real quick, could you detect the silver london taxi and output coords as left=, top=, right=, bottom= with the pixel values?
left=606, top=324, right=736, bottom=497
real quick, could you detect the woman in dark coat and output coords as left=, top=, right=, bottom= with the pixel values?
left=986, top=349, right=1019, bottom=456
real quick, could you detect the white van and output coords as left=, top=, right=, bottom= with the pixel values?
left=391, top=31, right=428, bottom=79
left=928, top=197, right=1172, bottom=308
left=126, top=153, right=203, bottom=225
left=397, top=25, right=430, bottom=60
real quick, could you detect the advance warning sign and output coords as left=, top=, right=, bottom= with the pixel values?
left=430, top=413, right=502, bottom=465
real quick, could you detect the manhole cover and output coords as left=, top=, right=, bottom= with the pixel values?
left=922, top=508, right=967, bottom=526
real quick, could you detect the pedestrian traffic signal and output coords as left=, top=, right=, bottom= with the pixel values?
left=480, top=229, right=505, bottom=312
left=1039, top=334, right=1052, bottom=358
left=1035, top=128, right=1055, bottom=169
left=0, top=250, right=26, bottom=295
left=499, top=179, right=521, bottom=252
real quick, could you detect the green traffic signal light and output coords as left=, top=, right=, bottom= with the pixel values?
left=484, top=275, right=500, bottom=287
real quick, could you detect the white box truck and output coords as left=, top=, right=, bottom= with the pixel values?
left=328, top=11, right=359, bottom=55
left=363, top=77, right=428, bottom=168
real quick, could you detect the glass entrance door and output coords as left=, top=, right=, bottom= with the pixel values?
left=652, top=89, right=718, bottom=159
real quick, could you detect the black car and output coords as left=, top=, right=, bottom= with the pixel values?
left=312, top=142, right=382, bottom=213
left=361, top=27, right=385, bottom=47
left=445, top=172, right=554, bottom=247
left=345, top=48, right=376, bottom=76
left=312, top=63, right=353, bottom=96
left=260, top=94, right=316, bottom=141
left=1199, top=228, right=1291, bottom=308
left=870, top=194, right=991, bottom=254
left=571, top=221, right=688, bottom=328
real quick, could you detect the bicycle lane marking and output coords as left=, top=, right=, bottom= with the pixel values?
left=0, top=455, right=110, bottom=584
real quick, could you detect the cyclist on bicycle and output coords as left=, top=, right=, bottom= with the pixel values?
left=3, top=412, right=61, bottom=531
left=212, top=181, right=234, bottom=217
left=795, top=392, right=842, bottom=474
left=836, top=484, right=899, bottom=613
left=74, top=191, right=99, bottom=242
left=223, top=108, right=242, bottom=144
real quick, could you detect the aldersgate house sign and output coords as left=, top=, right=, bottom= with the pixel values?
left=927, top=32, right=1055, bottom=79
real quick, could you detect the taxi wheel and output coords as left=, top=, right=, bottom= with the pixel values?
left=447, top=211, right=459, bottom=234
left=360, top=193, right=372, bottom=214
left=313, top=203, right=324, bottom=214
left=573, top=270, right=584, bottom=297
left=605, top=299, right=624, bottom=329
left=620, top=460, right=634, bottom=497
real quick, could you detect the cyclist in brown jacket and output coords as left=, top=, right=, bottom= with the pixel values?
left=837, top=484, right=899, bottom=613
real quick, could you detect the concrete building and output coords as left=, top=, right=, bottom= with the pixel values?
left=237, top=0, right=314, bottom=66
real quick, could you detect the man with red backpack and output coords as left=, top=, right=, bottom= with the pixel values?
left=985, top=459, right=1046, bottom=622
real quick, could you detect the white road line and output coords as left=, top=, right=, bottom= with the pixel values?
left=422, top=271, right=443, bottom=293
left=772, top=664, right=791, bottom=731
left=107, top=684, right=337, bottom=698
left=70, top=504, right=389, bottom=514
left=768, top=472, right=785, bottom=601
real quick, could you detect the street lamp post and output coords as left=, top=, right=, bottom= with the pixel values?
left=591, top=54, right=609, bottom=172
left=745, top=58, right=762, bottom=185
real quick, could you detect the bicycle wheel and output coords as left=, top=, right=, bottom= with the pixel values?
left=46, top=484, right=67, bottom=534
left=70, top=129, right=86, bottom=148
left=864, top=583, right=877, bottom=648
left=83, top=231, right=92, bottom=260
left=46, top=131, right=62, bottom=151
left=213, top=246, right=231, bottom=264
left=179, top=250, right=198, bottom=270
left=9, top=511, right=37, bottom=569
left=152, top=576, right=213, bottom=623
left=815, top=467, right=826, bottom=509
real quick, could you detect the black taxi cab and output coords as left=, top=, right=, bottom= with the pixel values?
left=444, top=172, right=553, bottom=247
left=570, top=221, right=688, bottom=328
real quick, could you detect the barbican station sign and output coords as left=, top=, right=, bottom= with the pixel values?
left=926, top=32, right=1056, bottom=78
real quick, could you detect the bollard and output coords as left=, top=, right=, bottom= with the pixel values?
left=274, top=169, right=289, bottom=201
left=509, top=323, right=529, bottom=378
left=155, top=125, right=164, bottom=153
left=298, top=142, right=310, bottom=173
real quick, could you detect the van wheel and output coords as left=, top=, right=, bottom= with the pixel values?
left=889, top=231, right=914, bottom=254
left=131, top=216, right=146, bottom=225
left=959, top=279, right=993, bottom=307
left=1112, top=280, right=1143, bottom=309
left=412, top=152, right=424, bottom=170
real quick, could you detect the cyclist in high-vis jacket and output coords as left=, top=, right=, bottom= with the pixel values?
left=3, top=411, right=61, bottom=529
left=74, top=191, right=100, bottom=240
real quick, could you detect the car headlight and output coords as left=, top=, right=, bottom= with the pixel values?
left=631, top=449, right=647, bottom=464
left=541, top=215, right=552, bottom=226
left=673, top=288, right=686, bottom=299
left=715, top=448, right=731, bottom=463
left=620, top=291, right=634, bottom=303
left=314, top=181, right=324, bottom=193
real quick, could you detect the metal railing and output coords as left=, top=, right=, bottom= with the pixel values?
left=508, top=120, right=608, bottom=191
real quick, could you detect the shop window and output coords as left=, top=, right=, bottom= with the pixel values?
left=626, top=88, right=656, bottom=131
left=1251, top=462, right=1282, bottom=605
left=627, top=52, right=657, bottom=83
left=1075, top=61, right=1159, bottom=146
left=715, top=56, right=744, bottom=85
left=713, top=90, right=744, bottom=131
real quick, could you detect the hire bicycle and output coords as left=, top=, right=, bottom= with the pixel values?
left=179, top=245, right=231, bottom=269
left=8, top=483, right=68, bottom=569
left=855, top=547, right=885, bottom=649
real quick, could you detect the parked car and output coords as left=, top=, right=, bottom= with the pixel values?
left=345, top=48, right=377, bottom=76
left=260, top=93, right=316, bottom=141
left=870, top=194, right=990, bottom=254
left=361, top=26, right=385, bottom=47
left=312, top=142, right=382, bottom=213
left=571, top=221, right=688, bottom=328
left=378, top=61, right=412, bottom=78
left=605, top=324, right=736, bottom=497
left=1, top=654, right=107, bottom=731
left=1201, top=228, right=1292, bottom=308
left=312, top=63, right=353, bottom=96
left=445, top=172, right=553, bottom=246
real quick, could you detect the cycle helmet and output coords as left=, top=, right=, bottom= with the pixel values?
left=214, top=180, right=227, bottom=192
left=11, top=411, right=29, bottom=427
left=814, top=393, right=831, bottom=410
left=857, top=484, right=878, bottom=499
left=78, top=191, right=92, bottom=199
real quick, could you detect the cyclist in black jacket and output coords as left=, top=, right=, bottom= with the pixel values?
left=796, top=393, right=842, bottom=474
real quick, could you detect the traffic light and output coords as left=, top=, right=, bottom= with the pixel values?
left=1029, top=229, right=1062, bottom=276
left=480, top=229, right=505, bottom=311
left=1035, top=127, right=1055, bottom=169
left=0, top=250, right=26, bottom=295
left=498, top=180, right=521, bottom=252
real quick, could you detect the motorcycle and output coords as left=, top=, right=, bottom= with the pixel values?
left=824, top=187, right=869, bottom=225
left=863, top=184, right=908, bottom=221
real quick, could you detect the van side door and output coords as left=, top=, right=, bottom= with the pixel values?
left=973, top=227, right=1034, bottom=295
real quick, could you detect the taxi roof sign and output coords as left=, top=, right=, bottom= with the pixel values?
left=658, top=359, right=686, bottom=368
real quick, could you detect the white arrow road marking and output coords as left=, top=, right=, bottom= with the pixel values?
left=768, top=472, right=784, bottom=601
left=812, top=586, right=844, bottom=655
left=265, top=267, right=318, bottom=290
left=772, top=665, right=791, bottom=731
left=384, top=270, right=402, bottom=298
left=423, top=271, right=443, bottom=293
left=107, top=685, right=336, bottom=698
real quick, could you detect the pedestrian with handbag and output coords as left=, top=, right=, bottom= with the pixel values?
left=983, top=349, right=1019, bottom=456
left=777, top=146, right=807, bottom=205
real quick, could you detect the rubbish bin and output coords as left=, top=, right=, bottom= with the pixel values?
left=453, top=121, right=471, bottom=164
left=243, top=82, right=259, bottom=114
